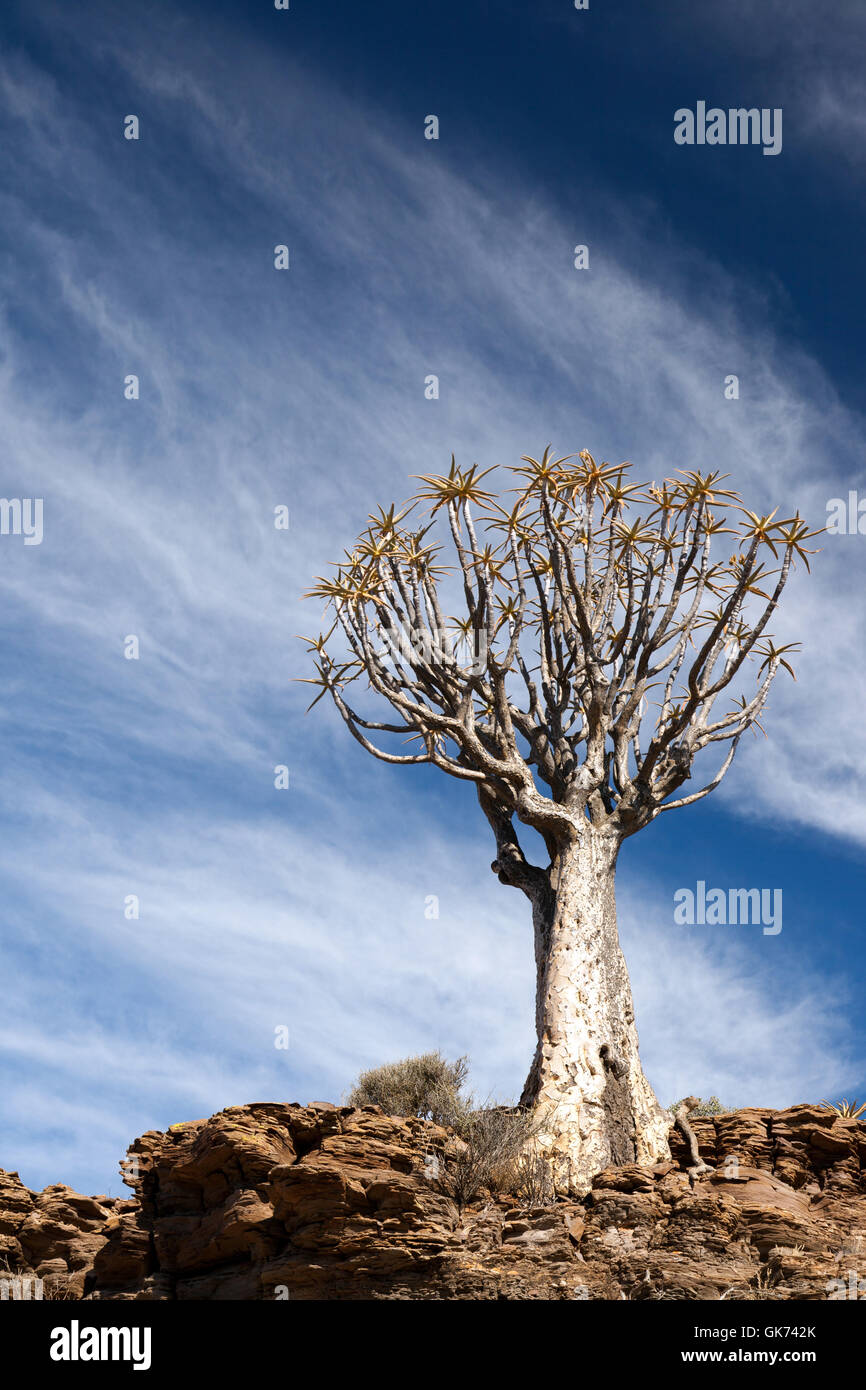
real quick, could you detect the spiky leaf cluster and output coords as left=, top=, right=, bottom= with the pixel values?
left=301, top=449, right=818, bottom=865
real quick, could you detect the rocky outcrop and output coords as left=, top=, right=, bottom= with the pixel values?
left=1, top=1103, right=864, bottom=1300
left=0, top=1172, right=136, bottom=1299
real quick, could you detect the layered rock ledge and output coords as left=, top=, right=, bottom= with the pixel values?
left=1, top=1102, right=864, bottom=1300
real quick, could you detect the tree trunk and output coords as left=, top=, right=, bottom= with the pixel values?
left=520, top=826, right=671, bottom=1193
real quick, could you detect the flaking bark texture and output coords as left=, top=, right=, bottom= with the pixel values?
left=520, top=829, right=670, bottom=1193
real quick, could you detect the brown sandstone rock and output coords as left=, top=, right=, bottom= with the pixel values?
left=1, top=1102, right=864, bottom=1300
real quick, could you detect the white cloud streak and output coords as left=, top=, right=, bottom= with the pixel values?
left=0, top=2, right=864, bottom=1191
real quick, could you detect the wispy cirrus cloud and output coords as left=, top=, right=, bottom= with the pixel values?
left=0, top=0, right=864, bottom=1193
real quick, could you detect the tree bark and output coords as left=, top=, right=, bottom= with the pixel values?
left=520, top=826, right=671, bottom=1193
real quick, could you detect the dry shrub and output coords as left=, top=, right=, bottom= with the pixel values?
left=348, top=1055, right=557, bottom=1208
left=667, top=1094, right=729, bottom=1117
left=514, top=1144, right=557, bottom=1208
left=346, top=1051, right=471, bottom=1128
left=438, top=1106, right=555, bottom=1206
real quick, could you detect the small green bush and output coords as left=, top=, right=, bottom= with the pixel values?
left=817, top=1098, right=866, bottom=1119
left=667, top=1094, right=729, bottom=1117
left=348, top=1054, right=557, bottom=1206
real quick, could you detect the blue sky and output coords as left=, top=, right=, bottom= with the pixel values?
left=1, top=0, right=866, bottom=1196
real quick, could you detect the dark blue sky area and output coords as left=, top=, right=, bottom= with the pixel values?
left=4, top=0, right=860, bottom=402
left=164, top=0, right=865, bottom=409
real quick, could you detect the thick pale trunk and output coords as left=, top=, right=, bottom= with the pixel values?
left=521, top=828, right=670, bottom=1193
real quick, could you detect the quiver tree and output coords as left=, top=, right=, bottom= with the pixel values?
left=301, top=448, right=818, bottom=1192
